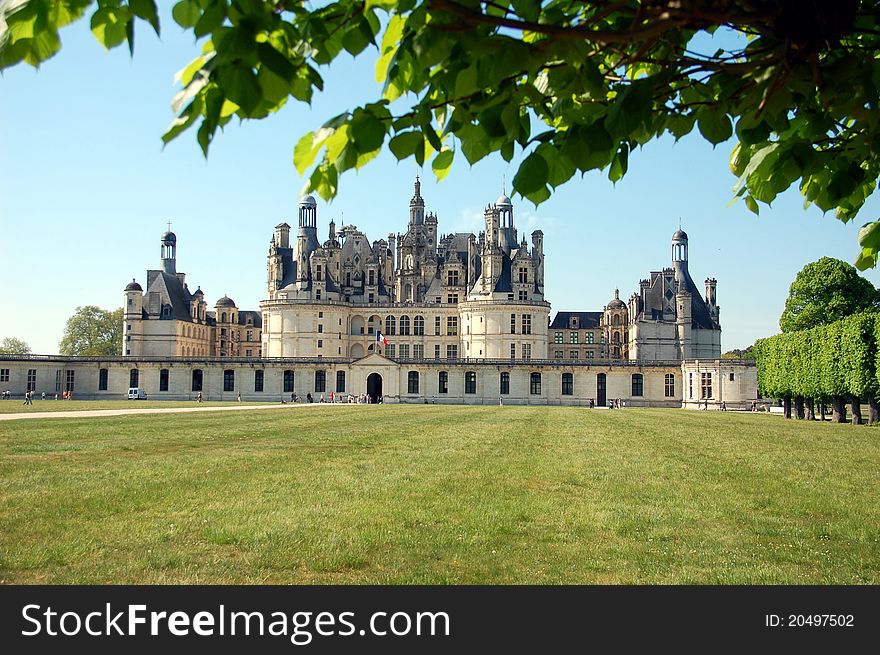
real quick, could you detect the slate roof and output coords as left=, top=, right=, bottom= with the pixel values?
left=549, top=311, right=603, bottom=330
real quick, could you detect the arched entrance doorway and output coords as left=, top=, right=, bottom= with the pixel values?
left=597, top=373, right=607, bottom=407
left=367, top=373, right=383, bottom=403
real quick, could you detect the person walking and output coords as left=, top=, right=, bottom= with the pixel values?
left=197, top=392, right=202, bottom=403
left=23, top=390, right=32, bottom=405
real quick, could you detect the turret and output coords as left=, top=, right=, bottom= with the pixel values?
left=705, top=277, right=717, bottom=306
left=160, top=229, right=177, bottom=275
left=671, top=228, right=688, bottom=284
left=123, top=279, right=143, bottom=356
left=409, top=175, right=425, bottom=225
left=295, top=196, right=320, bottom=285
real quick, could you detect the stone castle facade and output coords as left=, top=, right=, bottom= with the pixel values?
left=0, top=178, right=749, bottom=409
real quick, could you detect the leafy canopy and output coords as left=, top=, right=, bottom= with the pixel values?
left=3, top=1, right=880, bottom=264
left=0, top=337, right=32, bottom=355
left=780, top=257, right=880, bottom=333
left=58, top=306, right=123, bottom=356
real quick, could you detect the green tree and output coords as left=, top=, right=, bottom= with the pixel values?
left=780, top=257, right=879, bottom=333
left=721, top=343, right=756, bottom=360
left=59, top=306, right=123, bottom=356
left=0, top=337, right=32, bottom=354
left=3, top=1, right=880, bottom=264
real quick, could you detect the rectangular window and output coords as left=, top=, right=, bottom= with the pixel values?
left=632, top=373, right=644, bottom=397
left=0, top=368, right=8, bottom=383
left=438, top=371, right=448, bottom=394
left=434, top=344, right=441, bottom=359
left=587, top=351, right=594, bottom=359
left=283, top=370, right=294, bottom=393
left=510, top=314, right=516, bottom=334
left=413, top=344, right=424, bottom=359
left=369, top=270, right=375, bottom=286
left=446, top=316, right=458, bottom=336
left=159, top=369, right=169, bottom=392
left=510, top=343, right=516, bottom=361
left=447, top=270, right=460, bottom=286
left=665, top=374, right=675, bottom=397
left=399, top=344, right=410, bottom=359
left=223, top=369, right=235, bottom=392
left=336, top=371, right=346, bottom=393
left=570, top=331, right=579, bottom=344
left=688, top=373, right=693, bottom=399
left=247, top=330, right=253, bottom=341
left=701, top=372, right=712, bottom=399
left=317, top=339, right=323, bottom=349
left=530, top=372, right=541, bottom=395
left=315, top=370, right=326, bottom=393
left=254, top=370, right=264, bottom=392
left=446, top=345, right=458, bottom=359
left=465, top=371, right=476, bottom=394
left=554, top=350, right=563, bottom=359
left=586, top=332, right=594, bottom=344
left=729, top=373, right=735, bottom=381
left=98, top=368, right=108, bottom=391
left=522, top=343, right=531, bottom=361
left=386, top=344, right=396, bottom=358
left=408, top=371, right=420, bottom=394
left=600, top=333, right=606, bottom=344
left=518, top=267, right=528, bottom=283
left=317, top=324, right=323, bottom=333
left=554, top=332, right=563, bottom=344
left=65, top=370, right=75, bottom=392
left=55, top=370, right=62, bottom=393
left=562, top=373, right=573, bottom=396
left=447, top=294, right=458, bottom=304
left=500, top=372, right=510, bottom=395
left=518, top=290, right=528, bottom=301
left=521, top=314, right=531, bottom=335
left=27, top=369, right=37, bottom=392
left=434, top=316, right=441, bottom=335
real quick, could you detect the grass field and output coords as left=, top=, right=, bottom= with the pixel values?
left=0, top=400, right=277, bottom=414
left=0, top=405, right=877, bottom=584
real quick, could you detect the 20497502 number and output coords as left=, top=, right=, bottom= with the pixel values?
left=787, top=614, right=854, bottom=627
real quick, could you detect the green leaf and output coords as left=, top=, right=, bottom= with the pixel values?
left=130, top=0, right=160, bottom=35
left=194, top=0, right=226, bottom=38
left=609, top=143, right=629, bottom=183
left=697, top=107, right=733, bottom=145
left=91, top=7, right=130, bottom=50
left=432, top=149, right=453, bottom=181
left=512, top=151, right=549, bottom=196
left=605, top=81, right=652, bottom=139
left=216, top=62, right=261, bottom=114
left=858, top=221, right=880, bottom=252
left=172, top=0, right=200, bottom=29
left=744, top=195, right=760, bottom=214
left=350, top=111, right=386, bottom=152
left=389, top=131, right=422, bottom=160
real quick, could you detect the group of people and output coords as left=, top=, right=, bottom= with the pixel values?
left=19, top=390, right=70, bottom=404
left=285, top=392, right=381, bottom=404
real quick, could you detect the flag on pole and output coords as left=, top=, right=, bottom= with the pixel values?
left=377, top=331, right=388, bottom=345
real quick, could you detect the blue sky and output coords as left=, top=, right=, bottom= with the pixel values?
left=2, top=6, right=879, bottom=354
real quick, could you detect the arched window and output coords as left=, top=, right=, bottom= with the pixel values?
left=399, top=315, right=411, bottom=335
left=408, top=371, right=419, bottom=394
left=98, top=368, right=108, bottom=391
left=413, top=315, right=424, bottom=336
left=129, top=369, right=139, bottom=388
left=386, top=315, right=396, bottom=335
left=223, top=369, right=235, bottom=392
left=191, top=369, right=203, bottom=392
left=562, top=373, right=573, bottom=395
left=631, top=374, right=644, bottom=397
left=530, top=372, right=541, bottom=395
left=159, top=369, right=169, bottom=392
left=438, top=371, right=448, bottom=394
left=221, top=312, right=227, bottom=323
left=465, top=371, right=477, bottom=394
left=612, top=314, right=620, bottom=326
left=283, top=370, right=295, bottom=393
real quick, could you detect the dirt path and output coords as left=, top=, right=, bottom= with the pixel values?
left=0, top=403, right=348, bottom=421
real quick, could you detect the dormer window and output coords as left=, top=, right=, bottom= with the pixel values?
left=569, top=316, right=579, bottom=329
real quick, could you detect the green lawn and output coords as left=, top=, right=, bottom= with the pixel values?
left=0, top=406, right=877, bottom=584
left=0, top=400, right=277, bottom=413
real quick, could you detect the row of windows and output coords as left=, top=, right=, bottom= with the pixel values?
left=554, top=350, right=604, bottom=360
left=124, top=369, right=347, bottom=394
left=402, top=372, right=674, bottom=397
left=554, top=331, right=604, bottom=344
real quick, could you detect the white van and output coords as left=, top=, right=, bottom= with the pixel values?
left=127, top=388, right=147, bottom=400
